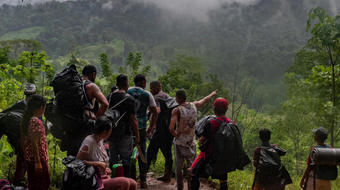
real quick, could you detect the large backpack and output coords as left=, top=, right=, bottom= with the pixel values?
left=257, top=146, right=282, bottom=183
left=158, top=97, right=178, bottom=127
left=312, top=145, right=338, bottom=180
left=209, top=119, right=249, bottom=175
left=51, top=64, right=90, bottom=116
left=127, top=88, right=149, bottom=127
left=0, top=111, right=23, bottom=153
left=62, top=156, right=98, bottom=190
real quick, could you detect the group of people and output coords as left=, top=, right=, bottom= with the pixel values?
left=0, top=64, right=338, bottom=190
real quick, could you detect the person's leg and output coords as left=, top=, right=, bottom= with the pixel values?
left=190, top=155, right=206, bottom=190
left=146, top=131, right=160, bottom=172
left=128, top=178, right=138, bottom=190
left=220, top=180, right=228, bottom=190
left=184, top=145, right=196, bottom=190
left=175, top=144, right=185, bottom=190
left=14, top=149, right=26, bottom=185
left=158, top=138, right=173, bottom=182
left=26, top=160, right=50, bottom=190
left=316, top=179, right=331, bottom=190
left=138, top=128, right=148, bottom=187
left=118, top=135, right=134, bottom=178
left=103, top=177, right=131, bottom=190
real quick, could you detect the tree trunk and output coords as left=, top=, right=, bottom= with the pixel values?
left=328, top=47, right=336, bottom=147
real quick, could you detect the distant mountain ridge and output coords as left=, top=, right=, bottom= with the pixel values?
left=0, top=0, right=339, bottom=106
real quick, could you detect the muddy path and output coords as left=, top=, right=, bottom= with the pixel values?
left=137, top=173, right=217, bottom=190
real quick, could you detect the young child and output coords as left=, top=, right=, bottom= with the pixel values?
left=21, top=94, right=49, bottom=190
left=252, top=129, right=292, bottom=190
left=300, top=127, right=334, bottom=190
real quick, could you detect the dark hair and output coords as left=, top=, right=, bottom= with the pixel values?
left=150, top=81, right=161, bottom=91
left=116, top=74, right=128, bottom=89
left=21, top=94, right=46, bottom=135
left=176, top=89, right=187, bottom=103
left=134, top=74, right=146, bottom=86
left=214, top=107, right=227, bottom=115
left=93, top=116, right=112, bottom=135
left=259, top=128, right=271, bottom=142
left=82, top=65, right=97, bottom=76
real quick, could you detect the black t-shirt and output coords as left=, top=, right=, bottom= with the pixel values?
left=107, top=92, right=136, bottom=138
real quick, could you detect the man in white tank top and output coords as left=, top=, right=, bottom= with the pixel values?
left=169, top=89, right=216, bottom=190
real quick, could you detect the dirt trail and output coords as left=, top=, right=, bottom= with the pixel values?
left=137, top=173, right=217, bottom=190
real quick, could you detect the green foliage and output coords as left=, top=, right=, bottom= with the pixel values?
left=47, top=134, right=67, bottom=188
left=0, top=136, right=15, bottom=180
left=0, top=27, right=46, bottom=41
left=159, top=55, right=228, bottom=117
left=99, top=53, right=112, bottom=78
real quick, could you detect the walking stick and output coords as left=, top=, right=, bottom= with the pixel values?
left=136, top=144, right=147, bottom=164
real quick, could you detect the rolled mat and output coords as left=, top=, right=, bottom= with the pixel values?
left=312, top=148, right=340, bottom=165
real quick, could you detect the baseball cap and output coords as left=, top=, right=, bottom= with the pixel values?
left=213, top=98, right=228, bottom=110
left=24, top=83, right=37, bottom=96
left=312, top=127, right=328, bottom=141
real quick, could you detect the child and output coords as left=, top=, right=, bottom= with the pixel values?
left=300, top=127, right=335, bottom=190
left=21, top=94, right=49, bottom=190
left=252, top=129, right=292, bottom=190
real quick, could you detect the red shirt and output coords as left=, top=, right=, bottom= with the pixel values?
left=24, top=117, right=49, bottom=161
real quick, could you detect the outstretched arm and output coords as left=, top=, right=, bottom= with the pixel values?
left=193, top=90, right=217, bottom=108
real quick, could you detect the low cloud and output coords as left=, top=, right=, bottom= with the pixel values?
left=140, top=0, right=259, bottom=22
left=0, top=0, right=68, bottom=6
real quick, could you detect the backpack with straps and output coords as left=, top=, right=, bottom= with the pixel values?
left=51, top=64, right=91, bottom=116
left=257, top=146, right=283, bottom=183
left=106, top=93, right=128, bottom=127
left=312, top=145, right=338, bottom=181
left=106, top=93, right=130, bottom=138
left=209, top=118, right=250, bottom=175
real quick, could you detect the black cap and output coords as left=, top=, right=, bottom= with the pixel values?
left=312, top=127, right=328, bottom=141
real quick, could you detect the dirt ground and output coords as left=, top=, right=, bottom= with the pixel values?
left=137, top=172, right=217, bottom=190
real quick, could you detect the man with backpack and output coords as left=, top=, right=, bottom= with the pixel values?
left=252, top=128, right=292, bottom=190
left=300, top=127, right=337, bottom=190
left=127, top=74, right=158, bottom=188
left=107, top=74, right=140, bottom=178
left=146, top=81, right=176, bottom=183
left=169, top=89, right=216, bottom=190
left=50, top=64, right=109, bottom=156
left=189, top=97, right=249, bottom=190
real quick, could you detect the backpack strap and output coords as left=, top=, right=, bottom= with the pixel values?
left=213, top=117, right=233, bottom=125
left=82, top=80, right=92, bottom=107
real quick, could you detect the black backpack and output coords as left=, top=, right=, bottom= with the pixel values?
left=313, top=145, right=338, bottom=180
left=62, top=156, right=98, bottom=190
left=51, top=64, right=90, bottom=116
left=257, top=146, right=282, bottom=183
left=158, top=97, right=178, bottom=125
left=0, top=111, right=23, bottom=153
left=209, top=119, right=249, bottom=175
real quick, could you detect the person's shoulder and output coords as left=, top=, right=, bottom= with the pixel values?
left=30, top=117, right=42, bottom=124
left=83, top=135, right=96, bottom=144
left=85, top=81, right=99, bottom=91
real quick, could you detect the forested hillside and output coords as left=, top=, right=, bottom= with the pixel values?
left=0, top=0, right=339, bottom=108
left=0, top=1, right=339, bottom=189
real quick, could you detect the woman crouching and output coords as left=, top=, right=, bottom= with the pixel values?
left=77, top=116, right=137, bottom=190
